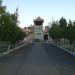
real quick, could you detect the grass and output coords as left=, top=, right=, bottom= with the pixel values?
left=0, top=47, right=8, bottom=53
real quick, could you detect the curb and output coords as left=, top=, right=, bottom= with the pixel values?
left=59, top=46, right=75, bottom=56
left=48, top=42, right=75, bottom=56
left=0, top=42, right=29, bottom=58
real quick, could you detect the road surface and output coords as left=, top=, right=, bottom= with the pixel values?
left=0, top=42, right=75, bottom=75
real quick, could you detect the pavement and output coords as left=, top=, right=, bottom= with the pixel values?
left=0, top=42, right=75, bottom=75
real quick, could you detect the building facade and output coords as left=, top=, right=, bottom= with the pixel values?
left=34, top=17, right=44, bottom=41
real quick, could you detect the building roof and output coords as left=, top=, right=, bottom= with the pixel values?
left=34, top=16, right=44, bottom=22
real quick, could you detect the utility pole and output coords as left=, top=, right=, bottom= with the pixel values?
left=0, top=0, right=2, bottom=7
left=52, top=16, right=53, bottom=24
left=15, top=6, right=18, bottom=25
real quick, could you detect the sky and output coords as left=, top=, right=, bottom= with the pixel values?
left=2, top=0, right=75, bottom=28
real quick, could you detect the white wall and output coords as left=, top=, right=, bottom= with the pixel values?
left=34, top=25, right=44, bottom=41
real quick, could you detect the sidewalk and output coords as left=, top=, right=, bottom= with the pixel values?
left=0, top=41, right=30, bottom=58
left=48, top=40, right=75, bottom=56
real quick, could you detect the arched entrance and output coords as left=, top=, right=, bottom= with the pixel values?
left=44, top=34, right=48, bottom=40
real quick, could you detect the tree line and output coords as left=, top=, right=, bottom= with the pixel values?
left=49, top=17, right=75, bottom=45
left=0, top=0, right=26, bottom=44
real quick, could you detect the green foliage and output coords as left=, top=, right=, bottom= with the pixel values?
left=59, top=17, right=67, bottom=38
left=59, top=17, right=67, bottom=28
left=49, top=21, right=63, bottom=40
left=66, top=20, right=75, bottom=44
left=49, top=18, right=75, bottom=44
left=0, top=1, right=26, bottom=44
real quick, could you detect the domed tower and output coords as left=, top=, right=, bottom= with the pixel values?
left=34, top=16, right=44, bottom=41
left=34, top=16, right=44, bottom=25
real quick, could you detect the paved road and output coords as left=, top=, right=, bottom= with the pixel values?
left=0, top=42, right=75, bottom=75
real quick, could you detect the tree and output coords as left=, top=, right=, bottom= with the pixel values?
left=0, top=1, right=26, bottom=44
left=59, top=17, right=67, bottom=27
left=59, top=17, right=67, bottom=38
left=66, top=20, right=75, bottom=44
left=49, top=21, right=63, bottom=41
